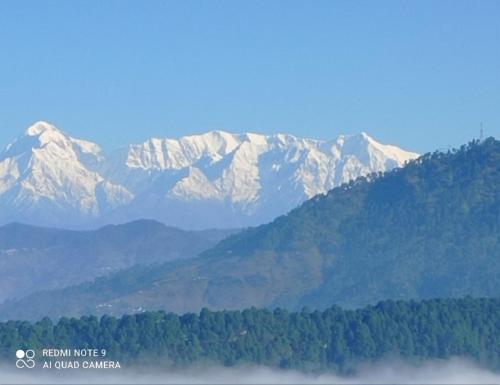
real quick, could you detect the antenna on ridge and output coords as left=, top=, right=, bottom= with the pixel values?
left=480, top=122, right=484, bottom=141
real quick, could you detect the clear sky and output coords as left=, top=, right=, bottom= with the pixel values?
left=0, top=0, right=498, bottom=153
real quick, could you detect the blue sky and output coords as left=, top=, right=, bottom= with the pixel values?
left=0, top=0, right=498, bottom=153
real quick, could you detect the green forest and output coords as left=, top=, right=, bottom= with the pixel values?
left=1, top=297, right=499, bottom=372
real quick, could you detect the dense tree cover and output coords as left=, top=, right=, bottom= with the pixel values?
left=1, top=298, right=499, bottom=371
left=200, top=138, right=500, bottom=309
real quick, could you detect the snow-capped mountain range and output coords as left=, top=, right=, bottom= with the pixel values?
left=0, top=121, right=419, bottom=229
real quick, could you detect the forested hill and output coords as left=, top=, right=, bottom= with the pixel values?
left=199, top=138, right=500, bottom=308
left=1, top=298, right=499, bottom=372
left=206, top=138, right=499, bottom=258
left=1, top=139, right=499, bottom=319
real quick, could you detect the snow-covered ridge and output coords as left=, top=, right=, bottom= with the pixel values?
left=0, top=121, right=419, bottom=229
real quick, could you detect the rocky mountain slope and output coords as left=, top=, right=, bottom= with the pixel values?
left=0, top=122, right=418, bottom=229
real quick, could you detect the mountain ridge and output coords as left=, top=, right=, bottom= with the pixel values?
left=0, top=121, right=418, bottom=229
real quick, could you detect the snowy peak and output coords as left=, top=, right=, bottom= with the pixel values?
left=357, top=132, right=418, bottom=165
left=25, top=121, right=60, bottom=136
left=2, top=121, right=92, bottom=161
left=19, top=121, right=105, bottom=165
left=119, top=130, right=248, bottom=171
left=24, top=121, right=70, bottom=147
left=0, top=122, right=130, bottom=226
left=330, top=132, right=418, bottom=172
left=0, top=122, right=419, bottom=229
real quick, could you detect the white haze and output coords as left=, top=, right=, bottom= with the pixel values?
left=1, top=358, right=499, bottom=384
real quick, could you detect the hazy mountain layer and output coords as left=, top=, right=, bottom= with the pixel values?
left=0, top=122, right=418, bottom=229
left=2, top=139, right=498, bottom=320
left=0, top=220, right=236, bottom=304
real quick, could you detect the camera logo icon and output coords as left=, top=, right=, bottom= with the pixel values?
left=15, top=349, right=36, bottom=369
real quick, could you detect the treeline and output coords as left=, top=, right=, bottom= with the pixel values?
left=1, top=297, right=499, bottom=371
